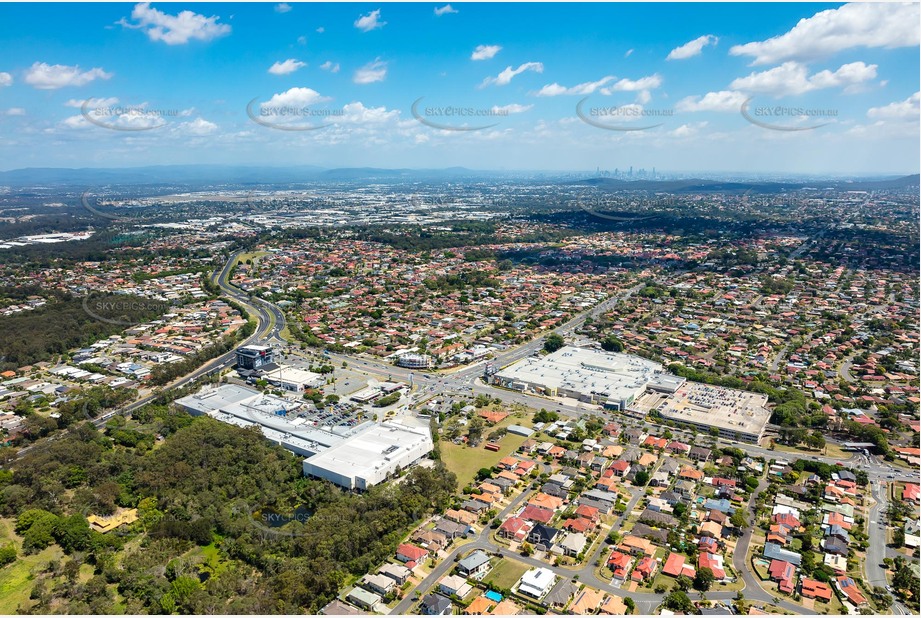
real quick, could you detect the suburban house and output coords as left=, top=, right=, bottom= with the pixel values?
left=456, top=550, right=492, bottom=580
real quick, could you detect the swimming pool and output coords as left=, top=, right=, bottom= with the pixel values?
left=485, top=591, right=503, bottom=602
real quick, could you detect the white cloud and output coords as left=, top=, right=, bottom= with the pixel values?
left=354, top=9, right=385, bottom=32
left=675, top=90, right=748, bottom=113
left=262, top=87, right=331, bottom=108
left=275, top=3, right=292, bottom=13
left=316, top=27, right=324, bottom=33
left=65, top=96, right=119, bottom=108
left=434, top=4, right=458, bottom=16
left=297, top=36, right=307, bottom=45
left=535, top=76, right=614, bottom=97
left=353, top=59, right=387, bottom=84
left=867, top=91, right=920, bottom=121
left=119, top=2, right=231, bottom=45
left=480, top=62, right=543, bottom=87
left=24, top=62, right=112, bottom=89
left=730, top=2, right=920, bottom=65
left=5, top=108, right=25, bottom=116
left=601, top=75, right=663, bottom=93
left=729, top=61, right=877, bottom=97
left=491, top=103, right=532, bottom=114
left=179, top=117, right=218, bottom=135
left=669, top=122, right=708, bottom=138
left=667, top=34, right=718, bottom=60
left=340, top=101, right=400, bottom=124
left=471, top=45, right=501, bottom=61
left=624, top=49, right=634, bottom=58
left=268, top=59, right=306, bottom=75
left=320, top=61, right=340, bottom=73
left=0, top=72, right=11, bottom=87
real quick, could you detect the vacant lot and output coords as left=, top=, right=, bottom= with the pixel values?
left=485, top=557, right=530, bottom=590
left=440, top=415, right=532, bottom=487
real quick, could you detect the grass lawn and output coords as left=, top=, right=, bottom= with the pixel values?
left=234, top=251, right=270, bottom=268
left=441, top=419, right=530, bottom=488
left=0, top=518, right=64, bottom=615
left=771, top=442, right=849, bottom=461
left=484, top=558, right=530, bottom=590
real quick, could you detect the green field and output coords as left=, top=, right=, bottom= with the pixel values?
left=441, top=432, right=529, bottom=488
left=485, top=557, right=530, bottom=590
left=0, top=518, right=64, bottom=615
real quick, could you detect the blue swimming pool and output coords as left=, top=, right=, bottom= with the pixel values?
left=485, top=591, right=503, bottom=602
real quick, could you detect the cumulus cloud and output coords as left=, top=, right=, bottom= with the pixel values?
left=119, top=2, right=231, bottom=45
left=491, top=103, right=532, bottom=114
left=178, top=117, right=218, bottom=135
left=434, top=4, right=458, bottom=16
left=5, top=108, right=25, bottom=116
left=354, top=9, right=385, bottom=32
left=867, top=91, right=920, bottom=121
left=353, top=59, right=387, bottom=84
left=480, top=62, right=543, bottom=87
left=340, top=101, right=400, bottom=124
left=675, top=90, right=748, bottom=113
left=320, top=61, right=340, bottom=73
left=262, top=87, right=331, bottom=108
left=601, top=75, right=663, bottom=93
left=471, top=45, right=501, bottom=61
left=0, top=72, right=11, bottom=87
left=729, top=61, right=877, bottom=97
left=667, top=34, right=718, bottom=60
left=275, top=3, right=292, bottom=13
left=268, top=59, right=306, bottom=75
left=65, top=96, right=119, bottom=108
left=624, top=49, right=634, bottom=58
left=24, top=62, right=112, bottom=89
left=535, top=76, right=614, bottom=97
left=730, top=3, right=920, bottom=65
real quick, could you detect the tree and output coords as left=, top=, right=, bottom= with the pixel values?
left=633, top=471, right=650, bottom=487
left=730, top=509, right=748, bottom=530
left=601, top=334, right=624, bottom=352
left=476, top=468, right=493, bottom=481
left=520, top=542, right=533, bottom=557
left=467, top=416, right=486, bottom=443
left=662, top=590, right=694, bottom=613
left=624, top=597, right=635, bottom=614
left=694, top=567, right=715, bottom=592
left=0, top=544, right=16, bottom=567
left=675, top=575, right=693, bottom=592
left=544, top=333, right=565, bottom=353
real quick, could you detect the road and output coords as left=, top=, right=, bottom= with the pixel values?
left=22, top=249, right=914, bottom=612
left=865, top=479, right=914, bottom=615
left=14, top=251, right=274, bottom=457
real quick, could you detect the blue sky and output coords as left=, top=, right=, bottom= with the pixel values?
left=0, top=2, right=918, bottom=175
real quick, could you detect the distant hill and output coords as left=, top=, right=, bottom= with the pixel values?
left=0, top=165, right=497, bottom=186
left=0, top=165, right=916, bottom=190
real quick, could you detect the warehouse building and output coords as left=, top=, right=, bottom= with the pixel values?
left=176, top=385, right=432, bottom=488
left=492, top=346, right=665, bottom=410
left=302, top=422, right=433, bottom=490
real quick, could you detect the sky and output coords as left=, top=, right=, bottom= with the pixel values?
left=0, top=2, right=918, bottom=175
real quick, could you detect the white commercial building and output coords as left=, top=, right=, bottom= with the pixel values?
left=261, top=366, right=324, bottom=393
left=302, top=422, right=433, bottom=490
left=656, top=382, right=771, bottom=443
left=492, top=346, right=665, bottom=410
